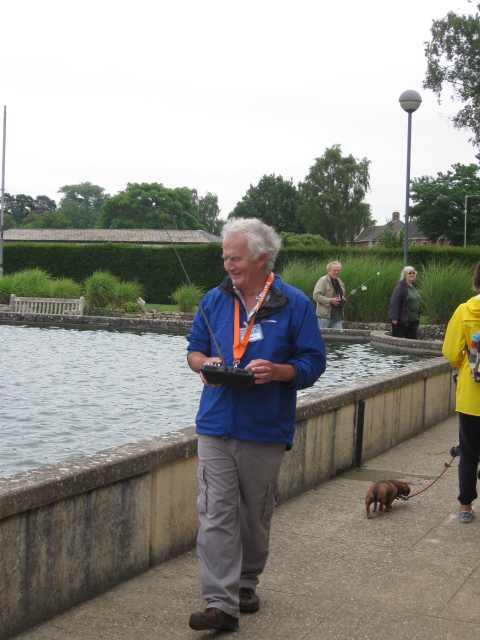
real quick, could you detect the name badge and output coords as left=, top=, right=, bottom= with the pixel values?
left=240, top=323, right=264, bottom=343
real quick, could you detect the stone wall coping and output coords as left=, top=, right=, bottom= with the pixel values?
left=0, top=358, right=454, bottom=520
left=0, top=312, right=447, bottom=344
left=0, top=427, right=197, bottom=520
left=370, top=330, right=443, bottom=355
left=0, top=311, right=193, bottom=332
left=296, top=357, right=452, bottom=419
left=315, top=328, right=372, bottom=342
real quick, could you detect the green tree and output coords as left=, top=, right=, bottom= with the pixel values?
left=41, top=210, right=71, bottom=228
left=198, top=192, right=222, bottom=235
left=423, top=4, right=480, bottom=158
left=297, top=145, right=372, bottom=245
left=17, top=210, right=70, bottom=229
left=56, top=198, right=82, bottom=229
left=34, top=195, right=57, bottom=215
left=57, top=182, right=107, bottom=228
left=21, top=212, right=44, bottom=228
left=378, top=221, right=404, bottom=248
left=98, top=182, right=205, bottom=230
left=228, top=174, right=305, bottom=233
left=2, top=213, right=15, bottom=230
left=2, top=193, right=36, bottom=226
left=409, top=163, right=480, bottom=246
left=1, top=193, right=57, bottom=228
left=279, top=232, right=329, bottom=249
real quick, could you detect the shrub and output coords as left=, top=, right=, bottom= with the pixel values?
left=10, top=268, right=52, bottom=297
left=280, top=257, right=403, bottom=323
left=170, top=282, right=205, bottom=313
left=83, top=270, right=120, bottom=308
left=0, top=270, right=81, bottom=303
left=340, top=258, right=403, bottom=323
left=280, top=257, right=480, bottom=324
left=279, top=260, right=318, bottom=299
left=124, top=301, right=141, bottom=313
left=419, top=262, right=474, bottom=324
left=0, top=274, right=15, bottom=304
left=49, top=278, right=83, bottom=299
left=116, top=280, right=145, bottom=308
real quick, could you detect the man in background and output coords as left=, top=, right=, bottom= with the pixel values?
left=313, top=261, right=346, bottom=329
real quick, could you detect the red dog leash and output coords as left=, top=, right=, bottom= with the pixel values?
left=406, top=456, right=455, bottom=499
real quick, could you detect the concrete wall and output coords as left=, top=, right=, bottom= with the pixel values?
left=0, top=358, right=456, bottom=640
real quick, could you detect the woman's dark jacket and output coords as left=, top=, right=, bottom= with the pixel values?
left=388, top=278, right=420, bottom=326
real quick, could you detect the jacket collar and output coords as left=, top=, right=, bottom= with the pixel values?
left=219, top=274, right=290, bottom=317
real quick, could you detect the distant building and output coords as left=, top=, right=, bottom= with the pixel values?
left=3, top=229, right=221, bottom=246
left=347, top=211, right=450, bottom=249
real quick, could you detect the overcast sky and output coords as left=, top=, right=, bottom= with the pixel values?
left=1, top=0, right=477, bottom=225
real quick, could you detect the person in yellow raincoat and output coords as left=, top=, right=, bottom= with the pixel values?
left=442, top=262, right=480, bottom=523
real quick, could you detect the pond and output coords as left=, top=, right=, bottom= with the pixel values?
left=0, top=324, right=433, bottom=478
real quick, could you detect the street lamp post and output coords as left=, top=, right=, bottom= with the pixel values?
left=465, top=195, right=470, bottom=248
left=464, top=195, right=480, bottom=247
left=74, top=197, right=90, bottom=228
left=399, top=90, right=422, bottom=266
left=150, top=201, right=171, bottom=229
left=0, top=106, right=6, bottom=279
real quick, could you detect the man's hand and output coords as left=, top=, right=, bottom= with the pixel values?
left=199, top=357, right=223, bottom=387
left=331, top=297, right=341, bottom=307
left=246, top=359, right=296, bottom=385
left=188, top=352, right=223, bottom=387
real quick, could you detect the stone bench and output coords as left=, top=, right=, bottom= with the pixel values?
left=9, top=294, right=85, bottom=316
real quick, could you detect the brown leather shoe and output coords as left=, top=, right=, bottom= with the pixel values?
left=189, top=607, right=239, bottom=631
left=239, top=587, right=260, bottom=613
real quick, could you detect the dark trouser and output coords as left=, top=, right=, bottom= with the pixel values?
left=458, top=412, right=480, bottom=506
left=391, top=321, right=419, bottom=340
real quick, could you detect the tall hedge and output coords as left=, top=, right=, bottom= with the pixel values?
left=276, top=245, right=480, bottom=270
left=4, top=243, right=225, bottom=303
left=4, top=242, right=480, bottom=303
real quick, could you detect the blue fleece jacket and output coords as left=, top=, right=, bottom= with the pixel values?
left=186, top=273, right=326, bottom=447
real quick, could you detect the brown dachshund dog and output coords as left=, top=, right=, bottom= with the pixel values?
left=365, top=480, right=411, bottom=518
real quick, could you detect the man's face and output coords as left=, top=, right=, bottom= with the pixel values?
left=328, top=264, right=341, bottom=280
left=222, top=235, right=266, bottom=293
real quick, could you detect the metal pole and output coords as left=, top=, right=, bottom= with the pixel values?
left=464, top=195, right=469, bottom=248
left=0, top=106, right=6, bottom=278
left=403, top=111, right=413, bottom=266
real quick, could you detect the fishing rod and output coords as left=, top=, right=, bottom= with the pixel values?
left=347, top=271, right=381, bottom=298
left=158, top=210, right=254, bottom=387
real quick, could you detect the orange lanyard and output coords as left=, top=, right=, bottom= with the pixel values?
left=233, top=272, right=274, bottom=366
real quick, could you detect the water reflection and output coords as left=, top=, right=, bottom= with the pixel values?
left=0, top=324, right=431, bottom=478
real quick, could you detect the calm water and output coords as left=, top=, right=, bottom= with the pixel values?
left=0, top=324, right=432, bottom=478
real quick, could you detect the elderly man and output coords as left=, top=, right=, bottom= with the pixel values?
left=313, top=261, right=346, bottom=329
left=186, top=218, right=326, bottom=632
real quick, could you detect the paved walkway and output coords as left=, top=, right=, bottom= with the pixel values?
left=16, top=416, right=480, bottom=640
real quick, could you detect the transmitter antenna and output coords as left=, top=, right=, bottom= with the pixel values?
left=158, top=213, right=226, bottom=366
left=158, top=210, right=254, bottom=387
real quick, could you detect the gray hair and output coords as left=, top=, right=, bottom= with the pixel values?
left=401, top=266, right=416, bottom=279
left=327, top=261, right=342, bottom=270
left=221, top=218, right=282, bottom=273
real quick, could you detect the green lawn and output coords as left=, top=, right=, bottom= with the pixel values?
left=145, top=303, right=177, bottom=312
left=145, top=303, right=199, bottom=313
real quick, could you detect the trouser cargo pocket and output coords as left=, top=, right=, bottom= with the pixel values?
left=196, top=464, right=207, bottom=513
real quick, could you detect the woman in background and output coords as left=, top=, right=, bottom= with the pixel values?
left=388, top=266, right=421, bottom=339
left=442, top=261, right=480, bottom=523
